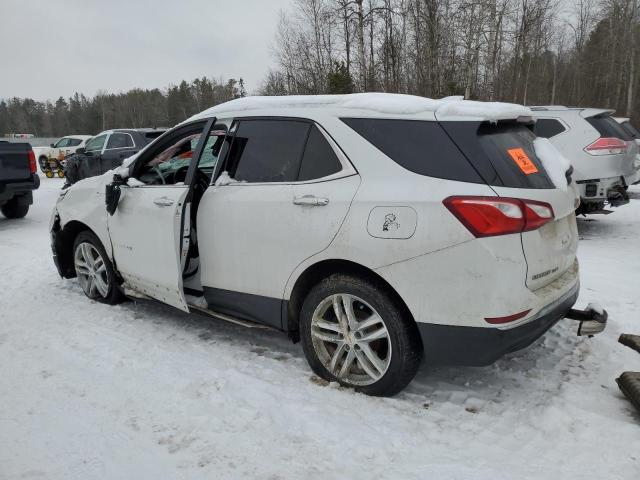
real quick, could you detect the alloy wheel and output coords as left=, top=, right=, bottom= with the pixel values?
left=74, top=242, right=110, bottom=299
left=310, top=294, right=391, bottom=386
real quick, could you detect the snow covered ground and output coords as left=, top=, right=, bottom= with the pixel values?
left=1, top=177, right=639, bottom=480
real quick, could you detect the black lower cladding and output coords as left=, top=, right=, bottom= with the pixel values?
left=203, top=287, right=285, bottom=330
left=418, top=284, right=580, bottom=366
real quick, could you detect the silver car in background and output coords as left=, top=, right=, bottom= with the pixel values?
left=532, top=106, right=638, bottom=214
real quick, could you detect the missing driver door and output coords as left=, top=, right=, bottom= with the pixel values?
left=107, top=117, right=217, bottom=311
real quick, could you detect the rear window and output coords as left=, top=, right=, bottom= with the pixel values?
left=341, top=118, right=483, bottom=183
left=586, top=115, right=633, bottom=141
left=621, top=121, right=640, bottom=139
left=440, top=121, right=555, bottom=189
left=534, top=118, right=566, bottom=138
left=144, top=131, right=165, bottom=142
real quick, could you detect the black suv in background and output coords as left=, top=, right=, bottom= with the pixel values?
left=65, top=128, right=166, bottom=185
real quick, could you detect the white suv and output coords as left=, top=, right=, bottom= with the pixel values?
left=50, top=94, right=606, bottom=396
left=531, top=107, right=639, bottom=214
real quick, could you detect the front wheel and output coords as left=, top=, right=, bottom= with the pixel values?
left=73, top=231, right=124, bottom=304
left=300, top=274, right=422, bottom=396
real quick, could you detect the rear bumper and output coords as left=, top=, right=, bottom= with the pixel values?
left=417, top=282, right=580, bottom=366
left=0, top=174, right=40, bottom=203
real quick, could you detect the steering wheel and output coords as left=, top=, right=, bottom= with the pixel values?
left=172, top=165, right=190, bottom=184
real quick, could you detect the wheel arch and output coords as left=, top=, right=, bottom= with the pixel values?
left=285, top=259, right=417, bottom=343
left=52, top=220, right=99, bottom=278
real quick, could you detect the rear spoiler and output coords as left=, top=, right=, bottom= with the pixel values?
left=579, top=108, right=616, bottom=119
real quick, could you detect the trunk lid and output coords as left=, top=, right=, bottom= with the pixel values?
left=440, top=120, right=579, bottom=290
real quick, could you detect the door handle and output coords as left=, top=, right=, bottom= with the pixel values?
left=293, top=195, right=329, bottom=206
left=153, top=196, right=174, bottom=207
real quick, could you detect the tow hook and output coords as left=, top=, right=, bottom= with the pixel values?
left=565, top=305, right=608, bottom=336
left=608, top=185, right=630, bottom=207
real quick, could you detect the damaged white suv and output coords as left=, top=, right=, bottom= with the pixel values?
left=50, top=94, right=607, bottom=396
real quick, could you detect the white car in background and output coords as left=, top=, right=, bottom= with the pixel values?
left=50, top=94, right=607, bottom=396
left=532, top=107, right=638, bottom=214
left=614, top=117, right=640, bottom=185
left=33, top=135, right=92, bottom=171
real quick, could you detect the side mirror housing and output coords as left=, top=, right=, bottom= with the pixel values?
left=50, top=143, right=55, bottom=148
left=76, top=147, right=86, bottom=155
left=105, top=174, right=126, bottom=215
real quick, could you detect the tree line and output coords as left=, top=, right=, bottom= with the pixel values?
left=0, top=77, right=245, bottom=137
left=2, top=0, right=639, bottom=137
left=261, top=0, right=640, bottom=123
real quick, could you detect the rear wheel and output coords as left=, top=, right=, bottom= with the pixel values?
left=300, top=274, right=422, bottom=396
left=1, top=197, right=29, bottom=219
left=73, top=231, right=124, bottom=304
left=57, top=169, right=65, bottom=178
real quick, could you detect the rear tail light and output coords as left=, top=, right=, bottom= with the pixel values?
left=584, top=137, right=627, bottom=155
left=28, top=149, right=37, bottom=174
left=443, top=196, right=554, bottom=237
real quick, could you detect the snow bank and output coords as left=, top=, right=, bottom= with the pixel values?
left=534, top=137, right=571, bottom=191
left=190, top=93, right=531, bottom=122
left=126, top=177, right=145, bottom=187
left=214, top=171, right=245, bottom=186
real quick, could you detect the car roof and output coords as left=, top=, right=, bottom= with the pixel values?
left=97, top=128, right=168, bottom=135
left=186, top=93, right=532, bottom=123
left=62, top=135, right=92, bottom=139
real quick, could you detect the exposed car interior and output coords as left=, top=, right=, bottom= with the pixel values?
left=130, top=123, right=228, bottom=288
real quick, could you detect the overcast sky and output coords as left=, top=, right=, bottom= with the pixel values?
left=0, top=0, right=291, bottom=100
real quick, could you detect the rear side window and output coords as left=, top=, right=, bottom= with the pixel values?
left=586, top=115, right=633, bottom=141
left=534, top=119, right=566, bottom=138
left=107, top=133, right=134, bottom=149
left=298, top=126, right=342, bottom=181
left=441, top=122, right=554, bottom=189
left=67, top=138, right=82, bottom=147
left=341, top=118, right=483, bottom=183
left=227, top=119, right=310, bottom=183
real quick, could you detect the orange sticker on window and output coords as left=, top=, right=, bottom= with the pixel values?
left=507, top=148, right=538, bottom=175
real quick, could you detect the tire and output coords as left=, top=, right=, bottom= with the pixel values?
left=1, top=197, right=29, bottom=219
left=300, top=274, right=422, bottom=397
left=72, top=231, right=124, bottom=304
left=57, top=169, right=65, bottom=178
left=45, top=170, right=54, bottom=178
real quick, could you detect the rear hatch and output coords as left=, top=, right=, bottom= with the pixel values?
left=441, top=121, right=579, bottom=290
left=0, top=142, right=32, bottom=182
left=581, top=110, right=638, bottom=182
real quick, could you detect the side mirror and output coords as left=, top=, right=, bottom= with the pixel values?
left=105, top=174, right=126, bottom=215
left=50, top=143, right=55, bottom=148
left=76, top=147, right=86, bottom=155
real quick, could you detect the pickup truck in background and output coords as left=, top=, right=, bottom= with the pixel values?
left=0, top=141, right=40, bottom=218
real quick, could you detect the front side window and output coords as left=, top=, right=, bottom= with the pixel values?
left=85, top=134, right=107, bottom=152
left=54, top=138, right=70, bottom=148
left=226, top=119, right=310, bottom=183
left=66, top=138, right=83, bottom=147
left=138, top=132, right=201, bottom=185
left=106, top=133, right=134, bottom=149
